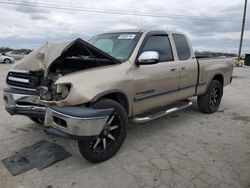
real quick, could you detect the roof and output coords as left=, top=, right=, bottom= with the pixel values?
left=102, top=28, right=185, bottom=35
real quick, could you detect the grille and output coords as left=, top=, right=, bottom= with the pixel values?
left=6, top=71, right=40, bottom=89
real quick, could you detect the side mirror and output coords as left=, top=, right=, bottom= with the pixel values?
left=137, top=51, right=159, bottom=65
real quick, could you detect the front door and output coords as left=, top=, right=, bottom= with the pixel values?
left=132, top=32, right=180, bottom=115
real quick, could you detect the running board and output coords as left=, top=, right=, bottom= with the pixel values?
left=132, top=99, right=193, bottom=123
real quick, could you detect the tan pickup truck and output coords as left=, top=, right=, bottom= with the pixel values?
left=3, top=29, right=233, bottom=162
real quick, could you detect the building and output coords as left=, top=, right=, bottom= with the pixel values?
left=245, top=54, right=250, bottom=66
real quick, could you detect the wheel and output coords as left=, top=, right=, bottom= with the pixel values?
left=4, top=59, right=11, bottom=64
left=73, top=99, right=128, bottom=163
left=197, top=80, right=223, bottom=113
left=29, top=117, right=44, bottom=125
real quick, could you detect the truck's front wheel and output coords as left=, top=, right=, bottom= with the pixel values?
left=73, top=99, right=127, bottom=163
left=197, top=80, right=223, bottom=113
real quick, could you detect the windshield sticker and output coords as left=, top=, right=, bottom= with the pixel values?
left=118, top=34, right=136, bottom=40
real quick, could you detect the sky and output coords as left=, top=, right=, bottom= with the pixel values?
left=0, top=0, right=249, bottom=54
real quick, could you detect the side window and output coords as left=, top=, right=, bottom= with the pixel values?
left=141, top=35, right=173, bottom=62
left=172, top=34, right=191, bottom=60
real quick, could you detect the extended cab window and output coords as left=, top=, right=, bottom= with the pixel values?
left=172, top=34, right=191, bottom=60
left=141, top=35, right=173, bottom=62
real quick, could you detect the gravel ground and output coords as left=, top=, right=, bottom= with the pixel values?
left=0, top=64, right=250, bottom=188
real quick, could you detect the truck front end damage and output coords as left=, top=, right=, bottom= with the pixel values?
left=3, top=38, right=120, bottom=138
left=44, top=106, right=113, bottom=139
left=3, top=87, right=46, bottom=118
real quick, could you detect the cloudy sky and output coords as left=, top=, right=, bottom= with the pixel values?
left=0, top=0, right=249, bottom=54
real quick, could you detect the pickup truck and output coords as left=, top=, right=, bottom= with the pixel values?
left=3, top=29, right=234, bottom=163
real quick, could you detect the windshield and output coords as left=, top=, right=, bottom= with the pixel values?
left=89, top=32, right=141, bottom=62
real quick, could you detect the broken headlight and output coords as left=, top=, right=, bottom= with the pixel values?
left=40, top=83, right=71, bottom=101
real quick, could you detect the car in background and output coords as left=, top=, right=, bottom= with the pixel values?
left=0, top=53, right=15, bottom=64
left=6, top=51, right=26, bottom=61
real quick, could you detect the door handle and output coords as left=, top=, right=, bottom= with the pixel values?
left=181, top=67, right=187, bottom=70
left=170, top=68, right=176, bottom=72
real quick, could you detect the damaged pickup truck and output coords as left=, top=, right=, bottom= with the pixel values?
left=3, top=29, right=234, bottom=163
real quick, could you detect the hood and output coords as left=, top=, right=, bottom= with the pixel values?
left=12, top=38, right=121, bottom=74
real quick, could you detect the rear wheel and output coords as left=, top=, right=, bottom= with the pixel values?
left=73, top=99, right=127, bottom=163
left=197, top=80, right=223, bottom=113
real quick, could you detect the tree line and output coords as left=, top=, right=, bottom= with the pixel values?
left=0, top=47, right=32, bottom=55
left=194, top=51, right=237, bottom=58
left=1, top=47, right=237, bottom=58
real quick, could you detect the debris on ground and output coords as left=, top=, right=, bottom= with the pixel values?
left=2, top=140, right=71, bottom=176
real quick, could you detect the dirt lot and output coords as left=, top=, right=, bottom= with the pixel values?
left=0, top=64, right=250, bottom=188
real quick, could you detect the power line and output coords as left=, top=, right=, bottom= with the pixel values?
left=1, top=0, right=250, bottom=23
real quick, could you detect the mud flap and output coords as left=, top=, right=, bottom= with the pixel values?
left=2, top=140, right=71, bottom=176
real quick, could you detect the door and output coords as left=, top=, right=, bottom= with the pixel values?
left=132, top=32, right=180, bottom=115
left=172, top=34, right=198, bottom=100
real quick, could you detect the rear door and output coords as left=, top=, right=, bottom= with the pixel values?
left=172, top=34, right=198, bottom=100
left=132, top=32, right=180, bottom=115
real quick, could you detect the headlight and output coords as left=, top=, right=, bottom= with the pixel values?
left=55, top=84, right=71, bottom=100
left=40, top=83, right=71, bottom=101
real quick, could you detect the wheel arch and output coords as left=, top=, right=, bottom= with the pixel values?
left=4, top=58, right=11, bottom=63
left=91, top=90, right=130, bottom=115
left=212, top=74, right=224, bottom=86
left=205, top=73, right=224, bottom=95
left=207, top=73, right=224, bottom=88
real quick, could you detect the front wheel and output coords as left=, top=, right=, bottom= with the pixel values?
left=73, top=99, right=128, bottom=163
left=197, top=80, right=223, bottom=113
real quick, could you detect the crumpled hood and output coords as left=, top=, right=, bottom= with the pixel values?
left=12, top=38, right=120, bottom=74
left=12, top=40, right=74, bottom=72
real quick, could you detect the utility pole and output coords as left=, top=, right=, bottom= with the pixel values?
left=238, top=0, right=248, bottom=64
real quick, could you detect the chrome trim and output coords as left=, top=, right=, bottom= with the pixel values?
left=3, top=91, right=46, bottom=111
left=132, top=100, right=192, bottom=123
left=138, top=51, right=159, bottom=64
left=8, top=76, right=29, bottom=83
left=7, top=84, right=37, bottom=91
left=45, top=107, right=109, bottom=137
left=9, top=69, right=30, bottom=73
left=48, top=107, right=110, bottom=120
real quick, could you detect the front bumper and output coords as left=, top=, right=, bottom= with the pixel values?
left=44, top=106, right=113, bottom=138
left=3, top=87, right=113, bottom=139
left=3, top=88, right=46, bottom=118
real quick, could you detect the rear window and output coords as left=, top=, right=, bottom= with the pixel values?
left=141, top=35, right=173, bottom=62
left=172, top=34, right=191, bottom=60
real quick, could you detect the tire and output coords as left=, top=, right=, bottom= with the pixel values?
left=73, top=99, right=128, bottom=163
left=197, top=80, right=223, bottom=113
left=4, top=59, right=11, bottom=64
left=29, top=117, right=44, bottom=125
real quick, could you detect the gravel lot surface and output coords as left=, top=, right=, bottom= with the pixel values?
left=0, top=64, right=250, bottom=188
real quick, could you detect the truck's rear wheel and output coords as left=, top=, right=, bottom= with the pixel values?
left=197, top=80, right=223, bottom=113
left=73, top=99, right=127, bottom=163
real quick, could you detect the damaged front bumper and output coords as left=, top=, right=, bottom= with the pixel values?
left=3, top=88, right=113, bottom=139
left=44, top=105, right=113, bottom=139
left=3, top=88, right=46, bottom=118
